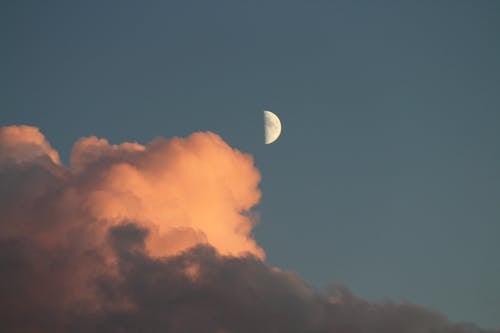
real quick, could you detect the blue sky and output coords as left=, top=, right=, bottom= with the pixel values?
left=2, top=1, right=500, bottom=328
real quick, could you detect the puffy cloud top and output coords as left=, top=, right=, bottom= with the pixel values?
left=0, top=125, right=60, bottom=165
left=1, top=125, right=262, bottom=259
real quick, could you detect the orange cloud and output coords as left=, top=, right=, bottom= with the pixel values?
left=0, top=125, right=495, bottom=333
left=1, top=125, right=263, bottom=259
left=0, top=125, right=60, bottom=164
left=70, top=132, right=263, bottom=258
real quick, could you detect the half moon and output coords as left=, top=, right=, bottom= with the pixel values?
left=263, top=110, right=282, bottom=144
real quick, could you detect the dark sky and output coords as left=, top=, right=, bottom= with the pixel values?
left=2, top=0, right=499, bottom=328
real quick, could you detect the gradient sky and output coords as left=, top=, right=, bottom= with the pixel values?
left=2, top=0, right=500, bottom=328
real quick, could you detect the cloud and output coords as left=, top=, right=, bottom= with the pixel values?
left=0, top=125, right=497, bottom=333
left=0, top=125, right=60, bottom=165
left=1, top=126, right=262, bottom=259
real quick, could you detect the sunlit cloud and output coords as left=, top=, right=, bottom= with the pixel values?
left=0, top=125, right=496, bottom=333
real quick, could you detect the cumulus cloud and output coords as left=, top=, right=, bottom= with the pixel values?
left=1, top=127, right=262, bottom=258
left=0, top=125, right=60, bottom=165
left=0, top=125, right=497, bottom=333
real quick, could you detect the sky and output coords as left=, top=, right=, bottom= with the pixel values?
left=1, top=0, right=500, bottom=330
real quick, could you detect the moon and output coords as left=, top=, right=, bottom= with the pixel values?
left=263, top=110, right=282, bottom=144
